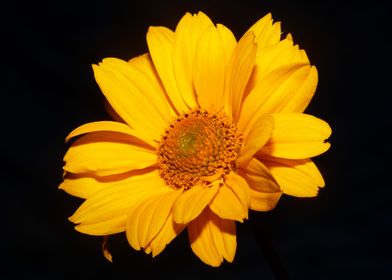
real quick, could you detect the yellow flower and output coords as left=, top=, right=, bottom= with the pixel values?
left=60, top=12, right=331, bottom=267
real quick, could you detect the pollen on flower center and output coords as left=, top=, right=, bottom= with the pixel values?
left=158, top=109, right=243, bottom=189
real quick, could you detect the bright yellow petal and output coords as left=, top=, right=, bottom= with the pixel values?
left=238, top=114, right=274, bottom=166
left=193, top=25, right=227, bottom=110
left=173, top=12, right=213, bottom=109
left=93, top=61, right=166, bottom=142
left=65, top=121, right=154, bottom=148
left=240, top=158, right=282, bottom=211
left=246, top=13, right=281, bottom=49
left=172, top=183, right=219, bottom=224
left=225, top=31, right=257, bottom=120
left=69, top=170, right=166, bottom=225
left=146, top=212, right=186, bottom=257
left=209, top=184, right=246, bottom=222
left=146, top=26, right=189, bottom=113
left=125, top=188, right=182, bottom=250
left=239, top=63, right=312, bottom=130
left=262, top=156, right=325, bottom=197
left=188, top=208, right=236, bottom=267
left=260, top=113, right=331, bottom=159
left=63, top=132, right=157, bottom=176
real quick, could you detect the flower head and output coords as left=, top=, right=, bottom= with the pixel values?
left=60, top=12, right=331, bottom=267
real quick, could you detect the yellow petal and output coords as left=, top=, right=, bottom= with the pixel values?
left=246, top=13, right=281, bottom=49
left=279, top=66, right=318, bottom=113
left=209, top=184, right=246, bottom=222
left=63, top=132, right=157, bottom=176
left=146, top=26, right=189, bottom=114
left=245, top=38, right=311, bottom=96
left=102, top=236, right=113, bottom=263
left=172, top=183, right=219, bottom=224
left=225, top=31, right=257, bottom=120
left=216, top=24, right=237, bottom=63
left=193, top=25, right=227, bottom=110
left=128, top=53, right=176, bottom=118
left=241, top=158, right=282, bottom=211
left=238, top=114, right=274, bottom=166
left=188, top=208, right=236, bottom=267
left=239, top=63, right=312, bottom=130
left=59, top=175, right=112, bottom=200
left=75, top=215, right=126, bottom=235
left=93, top=61, right=166, bottom=142
left=101, top=57, right=173, bottom=125
left=69, top=170, right=166, bottom=225
left=125, top=188, right=182, bottom=250
left=224, top=173, right=250, bottom=214
left=65, top=121, right=154, bottom=148
left=261, top=113, right=332, bottom=159
left=262, top=156, right=325, bottom=197
left=173, top=12, right=213, bottom=109
left=147, top=212, right=186, bottom=257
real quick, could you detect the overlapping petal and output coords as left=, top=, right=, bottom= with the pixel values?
left=173, top=183, right=219, bottom=224
left=238, top=114, right=274, bottom=166
left=69, top=170, right=166, bottom=226
left=126, top=188, right=183, bottom=250
left=188, top=208, right=236, bottom=267
left=63, top=132, right=157, bottom=176
left=93, top=58, right=171, bottom=142
left=261, top=156, right=325, bottom=197
left=224, top=32, right=257, bottom=120
left=173, top=12, right=214, bottom=109
left=241, top=158, right=282, bottom=211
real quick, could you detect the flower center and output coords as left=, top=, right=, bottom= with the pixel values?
left=158, top=109, right=243, bottom=189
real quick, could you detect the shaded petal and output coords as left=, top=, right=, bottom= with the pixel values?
left=260, top=113, right=332, bottom=159
left=188, top=208, right=236, bottom=267
left=173, top=12, right=214, bottom=109
left=240, top=158, right=282, bottom=211
left=239, top=63, right=311, bottom=131
left=102, top=236, right=113, bottom=263
left=146, top=26, right=189, bottom=113
left=225, top=31, right=257, bottom=120
left=209, top=184, right=246, bottom=222
left=63, top=132, right=157, bottom=176
left=238, top=114, right=274, bottom=166
left=223, top=173, right=250, bottom=214
left=69, top=170, right=166, bottom=225
left=93, top=60, right=167, bottom=142
left=193, top=25, right=228, bottom=110
left=147, top=212, right=186, bottom=257
left=173, top=183, right=219, bottom=224
left=125, top=188, right=183, bottom=250
left=262, top=156, right=325, bottom=197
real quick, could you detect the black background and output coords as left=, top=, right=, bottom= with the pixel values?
left=3, top=0, right=391, bottom=279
